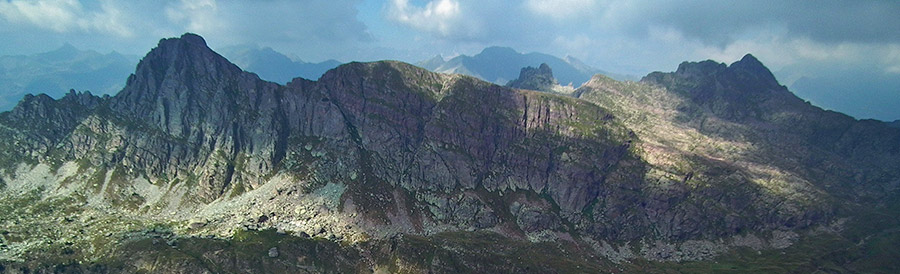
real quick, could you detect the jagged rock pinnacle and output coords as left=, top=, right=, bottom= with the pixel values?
left=506, top=63, right=560, bottom=92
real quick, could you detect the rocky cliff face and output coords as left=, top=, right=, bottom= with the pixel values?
left=2, top=34, right=900, bottom=272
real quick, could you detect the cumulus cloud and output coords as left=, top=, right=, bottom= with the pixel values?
left=388, top=0, right=483, bottom=39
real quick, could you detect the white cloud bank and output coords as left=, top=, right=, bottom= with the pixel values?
left=0, top=0, right=131, bottom=36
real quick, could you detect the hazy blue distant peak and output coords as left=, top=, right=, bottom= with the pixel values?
left=419, top=46, right=622, bottom=88
left=416, top=55, right=446, bottom=70
left=0, top=44, right=137, bottom=111
left=787, top=65, right=900, bottom=121
left=564, top=56, right=593, bottom=73
left=217, top=45, right=341, bottom=83
left=47, top=43, right=79, bottom=55
left=479, top=46, right=519, bottom=57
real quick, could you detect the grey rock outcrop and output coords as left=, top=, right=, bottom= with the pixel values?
left=506, top=63, right=561, bottom=93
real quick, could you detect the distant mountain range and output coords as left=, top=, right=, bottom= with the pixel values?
left=0, top=44, right=137, bottom=110
left=417, top=46, right=633, bottom=87
left=218, top=45, right=342, bottom=83
left=788, top=69, right=900, bottom=122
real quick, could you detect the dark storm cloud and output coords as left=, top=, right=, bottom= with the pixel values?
left=614, top=0, right=900, bottom=45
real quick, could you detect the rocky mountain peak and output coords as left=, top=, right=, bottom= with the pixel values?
left=178, top=32, right=208, bottom=47
left=108, top=32, right=279, bottom=153
left=731, top=53, right=764, bottom=69
left=505, top=63, right=578, bottom=95
left=111, top=32, right=249, bottom=117
left=417, top=55, right=446, bottom=68
left=7, top=90, right=100, bottom=124
left=668, top=54, right=780, bottom=90
left=139, top=32, right=240, bottom=78
left=729, top=53, right=779, bottom=88
left=536, top=63, right=552, bottom=74
left=641, top=54, right=801, bottom=121
left=506, top=63, right=558, bottom=91
left=6, top=93, right=56, bottom=122
left=673, top=59, right=727, bottom=79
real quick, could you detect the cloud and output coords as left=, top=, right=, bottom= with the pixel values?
left=0, top=0, right=897, bottom=119
left=0, top=0, right=131, bottom=36
left=0, top=0, right=373, bottom=61
left=388, top=0, right=482, bottom=39
left=165, top=0, right=221, bottom=36
left=170, top=0, right=373, bottom=61
left=525, top=0, right=599, bottom=21
left=602, top=0, right=900, bottom=46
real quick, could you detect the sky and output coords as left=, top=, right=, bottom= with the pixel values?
left=1, top=0, right=899, bottom=120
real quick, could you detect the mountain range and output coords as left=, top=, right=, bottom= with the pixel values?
left=1, top=33, right=899, bottom=273
left=0, top=44, right=137, bottom=111
left=417, top=46, right=632, bottom=87
left=218, top=45, right=342, bottom=83
left=788, top=69, right=900, bottom=121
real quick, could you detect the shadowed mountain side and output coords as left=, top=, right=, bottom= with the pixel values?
left=577, top=55, right=900, bottom=264
left=638, top=54, right=900, bottom=199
